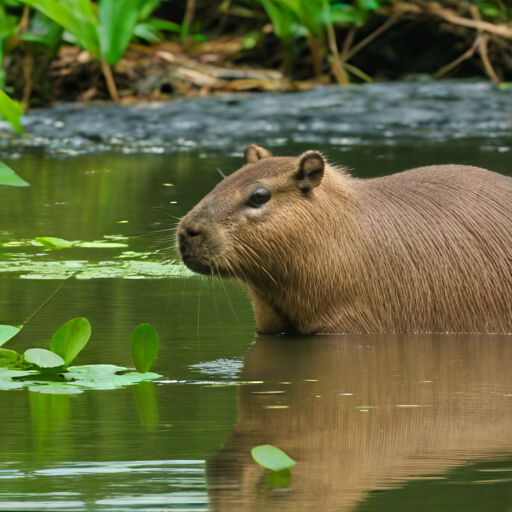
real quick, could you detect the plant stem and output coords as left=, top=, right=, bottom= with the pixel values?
left=181, top=0, right=196, bottom=43
left=325, top=8, right=348, bottom=85
left=101, top=58, right=119, bottom=102
left=21, top=42, right=33, bottom=108
left=308, top=35, right=322, bottom=78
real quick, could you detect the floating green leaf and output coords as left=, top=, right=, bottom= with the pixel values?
left=0, top=161, right=29, bottom=187
left=24, top=348, right=65, bottom=369
left=131, top=323, right=159, bottom=373
left=34, top=237, right=74, bottom=249
left=51, top=317, right=91, bottom=367
left=251, top=445, right=297, bottom=472
left=0, top=348, right=22, bottom=367
left=0, top=325, right=20, bottom=346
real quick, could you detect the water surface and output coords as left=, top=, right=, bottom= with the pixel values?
left=0, top=139, right=511, bottom=511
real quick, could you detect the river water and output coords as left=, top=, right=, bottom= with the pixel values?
left=1, top=82, right=512, bottom=511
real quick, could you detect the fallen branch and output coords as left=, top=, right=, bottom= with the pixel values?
left=342, top=14, right=401, bottom=63
left=433, top=35, right=481, bottom=78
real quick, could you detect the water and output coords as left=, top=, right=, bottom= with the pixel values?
left=0, top=139, right=511, bottom=511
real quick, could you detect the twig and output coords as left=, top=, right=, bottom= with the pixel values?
left=21, top=41, right=33, bottom=108
left=341, top=27, right=357, bottom=58
left=342, top=62, right=373, bottom=83
left=324, top=4, right=348, bottom=85
left=181, top=0, right=196, bottom=42
left=308, top=35, right=322, bottom=78
left=431, top=6, right=512, bottom=40
left=342, top=14, right=400, bottom=63
left=479, top=33, right=501, bottom=83
left=433, top=35, right=481, bottom=78
left=100, top=58, right=119, bottom=102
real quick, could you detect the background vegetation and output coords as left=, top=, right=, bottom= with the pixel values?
left=0, top=0, right=512, bottom=110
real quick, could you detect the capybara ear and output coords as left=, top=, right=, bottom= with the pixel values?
left=294, top=151, right=325, bottom=192
left=244, top=145, right=273, bottom=164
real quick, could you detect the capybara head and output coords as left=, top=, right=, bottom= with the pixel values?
left=177, top=145, right=349, bottom=285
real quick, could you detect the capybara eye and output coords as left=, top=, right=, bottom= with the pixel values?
left=249, top=188, right=271, bottom=207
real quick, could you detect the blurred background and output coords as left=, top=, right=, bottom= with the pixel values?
left=1, top=0, right=511, bottom=108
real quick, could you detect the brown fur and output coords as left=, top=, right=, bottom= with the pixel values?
left=177, top=146, right=512, bottom=334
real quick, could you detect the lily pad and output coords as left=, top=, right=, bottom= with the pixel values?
left=34, top=237, right=74, bottom=250
left=24, top=348, right=65, bottom=369
left=63, top=365, right=161, bottom=389
left=0, top=364, right=160, bottom=392
left=251, top=445, right=297, bottom=472
left=0, top=325, right=20, bottom=346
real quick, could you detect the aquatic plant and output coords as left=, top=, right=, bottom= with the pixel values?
left=251, top=444, right=296, bottom=486
left=16, top=0, right=170, bottom=100
left=0, top=318, right=161, bottom=391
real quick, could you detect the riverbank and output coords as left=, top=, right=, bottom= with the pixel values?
left=2, top=81, right=511, bottom=155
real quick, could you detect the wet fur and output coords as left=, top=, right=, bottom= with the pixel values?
left=178, top=148, right=512, bottom=334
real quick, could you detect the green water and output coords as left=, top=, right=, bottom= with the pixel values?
left=0, top=141, right=511, bottom=511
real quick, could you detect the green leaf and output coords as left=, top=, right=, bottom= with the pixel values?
left=98, top=0, right=147, bottom=65
left=0, top=325, right=21, bottom=346
left=133, top=22, right=160, bottom=43
left=19, top=0, right=101, bottom=58
left=34, top=236, right=74, bottom=249
left=0, top=160, right=29, bottom=187
left=0, top=90, right=24, bottom=134
left=131, top=323, right=159, bottom=373
left=0, top=348, right=22, bottom=367
left=251, top=445, right=297, bottom=471
left=146, top=17, right=181, bottom=33
left=50, top=317, right=91, bottom=367
left=24, top=348, right=65, bottom=368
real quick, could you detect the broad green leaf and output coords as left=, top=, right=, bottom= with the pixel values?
left=35, top=236, right=74, bottom=249
left=0, top=325, right=20, bottom=346
left=24, top=348, right=65, bottom=368
left=0, top=90, right=24, bottom=134
left=98, top=0, right=147, bottom=65
left=131, top=323, right=159, bottom=373
left=251, top=445, right=297, bottom=471
left=51, top=317, right=91, bottom=367
left=0, top=160, right=29, bottom=187
left=0, top=348, right=22, bottom=367
left=19, top=0, right=101, bottom=58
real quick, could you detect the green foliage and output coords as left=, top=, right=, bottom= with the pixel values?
left=0, top=160, right=29, bottom=187
left=18, top=0, right=165, bottom=65
left=131, top=322, right=159, bottom=373
left=34, top=236, right=74, bottom=249
left=50, top=317, right=92, bottom=368
left=0, top=325, right=21, bottom=346
left=24, top=347, right=65, bottom=369
left=0, top=89, right=24, bottom=134
left=0, top=317, right=161, bottom=391
left=251, top=445, right=297, bottom=471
